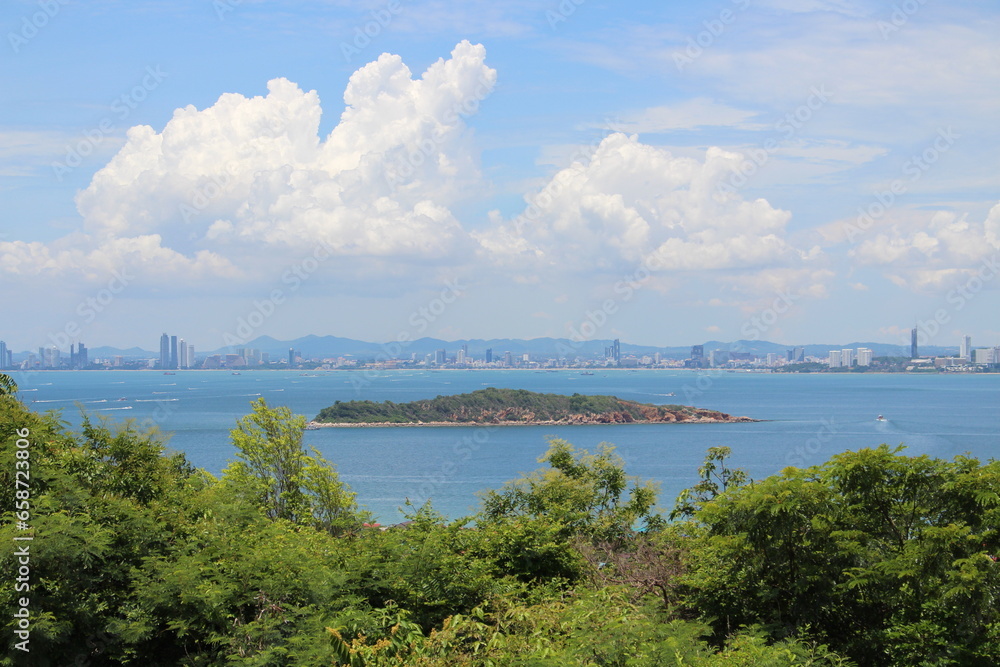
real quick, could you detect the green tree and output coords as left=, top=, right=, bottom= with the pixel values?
left=671, top=446, right=749, bottom=520
left=678, top=444, right=1000, bottom=666
left=0, top=373, right=16, bottom=396
left=480, top=438, right=664, bottom=542
left=222, top=397, right=367, bottom=535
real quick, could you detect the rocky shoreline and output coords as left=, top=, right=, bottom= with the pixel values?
left=308, top=414, right=759, bottom=428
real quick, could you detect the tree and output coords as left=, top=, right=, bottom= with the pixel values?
left=678, top=444, right=1000, bottom=666
left=0, top=373, right=16, bottom=396
left=222, top=397, right=366, bottom=535
left=670, top=446, right=749, bottom=520
left=480, top=438, right=664, bottom=542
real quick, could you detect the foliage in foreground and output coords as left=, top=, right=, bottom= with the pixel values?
left=1, top=391, right=998, bottom=665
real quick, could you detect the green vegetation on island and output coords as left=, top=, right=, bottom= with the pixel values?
left=3, top=375, right=1000, bottom=666
left=314, top=387, right=751, bottom=425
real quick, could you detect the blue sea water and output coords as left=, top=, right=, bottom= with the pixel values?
left=12, top=369, right=999, bottom=523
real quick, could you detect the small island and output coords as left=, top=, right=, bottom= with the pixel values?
left=310, top=387, right=756, bottom=427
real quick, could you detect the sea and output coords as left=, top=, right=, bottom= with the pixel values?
left=11, top=369, right=999, bottom=523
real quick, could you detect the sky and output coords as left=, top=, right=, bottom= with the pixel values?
left=1, top=0, right=998, bottom=353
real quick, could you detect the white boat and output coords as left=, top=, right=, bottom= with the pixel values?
left=876, top=415, right=886, bottom=422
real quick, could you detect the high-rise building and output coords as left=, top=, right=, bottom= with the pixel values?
left=178, top=338, right=187, bottom=369
left=70, top=342, right=89, bottom=369
left=0, top=340, right=8, bottom=369
left=691, top=345, right=704, bottom=359
left=188, top=344, right=195, bottom=368
left=828, top=350, right=843, bottom=368
left=974, top=348, right=994, bottom=365
left=485, top=348, right=493, bottom=364
left=169, top=336, right=178, bottom=370
left=857, top=348, right=873, bottom=366
left=841, top=348, right=854, bottom=368
left=612, top=339, right=621, bottom=364
left=766, top=353, right=780, bottom=366
left=435, top=349, right=447, bottom=364
left=503, top=351, right=512, bottom=367
left=960, top=335, right=972, bottom=361
left=160, top=333, right=170, bottom=369
left=288, top=348, right=295, bottom=366
left=456, top=348, right=466, bottom=364
left=911, top=327, right=918, bottom=358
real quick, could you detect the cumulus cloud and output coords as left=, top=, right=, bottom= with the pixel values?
left=2, top=40, right=497, bottom=290
left=851, top=204, right=1000, bottom=292
left=475, top=133, right=823, bottom=297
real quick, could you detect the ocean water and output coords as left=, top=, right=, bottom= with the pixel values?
left=11, top=369, right=999, bottom=522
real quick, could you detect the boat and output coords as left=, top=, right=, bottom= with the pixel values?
left=231, top=372, right=241, bottom=375
left=163, top=372, right=175, bottom=375
left=876, top=415, right=886, bottom=422
left=580, top=371, right=594, bottom=376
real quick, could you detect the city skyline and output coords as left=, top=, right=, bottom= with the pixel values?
left=2, top=2, right=998, bottom=351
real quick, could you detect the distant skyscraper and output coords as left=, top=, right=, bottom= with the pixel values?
left=169, top=336, right=178, bottom=370
left=691, top=345, right=704, bottom=360
left=503, top=351, right=512, bottom=367
left=188, top=344, right=195, bottom=369
left=435, top=349, right=447, bottom=364
left=485, top=348, right=493, bottom=364
left=841, top=348, right=854, bottom=368
left=857, top=348, right=873, bottom=367
left=911, top=327, right=918, bottom=358
left=612, top=339, right=621, bottom=364
left=288, top=348, right=295, bottom=366
left=178, top=338, right=187, bottom=369
left=160, top=334, right=170, bottom=369
left=828, top=350, right=842, bottom=368
left=0, top=340, right=8, bottom=370
left=960, top=335, right=972, bottom=361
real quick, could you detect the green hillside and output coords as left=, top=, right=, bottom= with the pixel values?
left=314, top=387, right=742, bottom=424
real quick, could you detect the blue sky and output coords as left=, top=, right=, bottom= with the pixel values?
left=1, top=0, right=998, bottom=352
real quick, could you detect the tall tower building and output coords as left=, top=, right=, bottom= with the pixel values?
left=828, top=350, right=842, bottom=368
left=612, top=339, right=621, bottom=364
left=841, top=348, right=854, bottom=368
left=0, top=340, right=8, bottom=370
left=178, top=338, right=187, bottom=369
left=288, top=348, right=295, bottom=367
left=910, top=327, right=918, bottom=359
left=485, top=348, right=493, bottom=364
left=857, top=348, right=873, bottom=366
left=169, top=336, right=178, bottom=370
left=960, top=335, right=972, bottom=361
left=160, top=333, right=170, bottom=369
left=188, top=344, right=195, bottom=369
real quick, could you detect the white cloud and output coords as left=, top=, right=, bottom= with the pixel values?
left=476, top=134, right=819, bottom=285
left=851, top=205, right=1000, bottom=292
left=3, top=41, right=497, bottom=291
left=607, top=98, right=763, bottom=134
